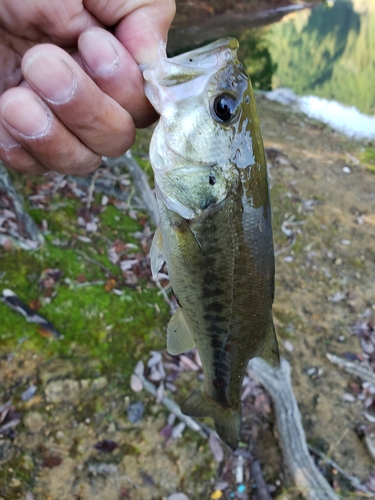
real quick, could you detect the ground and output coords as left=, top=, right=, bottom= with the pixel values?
left=1, top=91, right=375, bottom=499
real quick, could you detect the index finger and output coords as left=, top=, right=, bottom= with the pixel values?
left=83, top=0, right=176, bottom=63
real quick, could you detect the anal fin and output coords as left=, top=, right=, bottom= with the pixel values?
left=150, top=225, right=164, bottom=279
left=167, top=308, right=196, bottom=355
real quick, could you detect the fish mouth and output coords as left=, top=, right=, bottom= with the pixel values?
left=143, top=37, right=240, bottom=87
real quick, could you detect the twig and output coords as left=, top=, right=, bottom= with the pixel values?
left=248, top=357, right=340, bottom=500
left=308, top=445, right=373, bottom=497
left=64, top=279, right=106, bottom=289
left=75, top=249, right=112, bottom=276
left=86, top=170, right=99, bottom=210
left=154, top=279, right=176, bottom=314
left=326, top=353, right=375, bottom=385
left=326, top=427, right=350, bottom=458
left=0, top=163, right=44, bottom=245
left=67, top=174, right=142, bottom=206
left=251, top=460, right=272, bottom=500
left=139, top=374, right=208, bottom=439
left=102, top=151, right=159, bottom=227
left=7, top=336, right=29, bottom=363
left=275, top=234, right=296, bottom=257
left=0, top=234, right=39, bottom=251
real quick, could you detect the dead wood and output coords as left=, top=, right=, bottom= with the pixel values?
left=0, top=163, right=44, bottom=246
left=248, top=357, right=340, bottom=500
left=139, top=373, right=208, bottom=438
left=101, top=151, right=159, bottom=227
left=251, top=459, right=272, bottom=500
left=308, top=445, right=373, bottom=495
left=326, top=353, right=375, bottom=385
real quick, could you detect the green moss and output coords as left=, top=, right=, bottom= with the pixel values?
left=0, top=190, right=170, bottom=381
left=0, top=452, right=34, bottom=499
left=360, top=147, right=375, bottom=173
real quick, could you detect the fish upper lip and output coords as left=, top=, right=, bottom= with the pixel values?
left=169, top=37, right=239, bottom=66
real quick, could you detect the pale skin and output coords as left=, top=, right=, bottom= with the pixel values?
left=0, top=0, right=176, bottom=175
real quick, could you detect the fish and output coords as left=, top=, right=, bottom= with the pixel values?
left=143, top=38, right=279, bottom=451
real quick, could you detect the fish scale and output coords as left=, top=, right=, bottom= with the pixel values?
left=144, top=38, right=279, bottom=450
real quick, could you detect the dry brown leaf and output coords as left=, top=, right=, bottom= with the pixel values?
left=104, top=278, right=117, bottom=292
left=363, top=214, right=375, bottom=226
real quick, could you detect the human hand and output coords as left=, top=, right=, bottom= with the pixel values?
left=0, top=0, right=175, bottom=175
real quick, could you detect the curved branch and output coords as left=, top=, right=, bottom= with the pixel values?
left=248, top=357, right=340, bottom=500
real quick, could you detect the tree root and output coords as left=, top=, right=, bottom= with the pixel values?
left=248, top=357, right=340, bottom=500
left=0, top=163, right=44, bottom=246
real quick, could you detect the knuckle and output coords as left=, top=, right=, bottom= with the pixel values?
left=68, top=154, right=101, bottom=176
left=0, top=147, right=47, bottom=175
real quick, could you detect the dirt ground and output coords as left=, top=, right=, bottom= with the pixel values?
left=1, top=92, right=375, bottom=500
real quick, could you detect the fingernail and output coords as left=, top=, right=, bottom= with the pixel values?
left=0, top=125, right=20, bottom=149
left=79, top=31, right=120, bottom=75
left=23, top=54, right=77, bottom=105
left=2, top=95, right=51, bottom=138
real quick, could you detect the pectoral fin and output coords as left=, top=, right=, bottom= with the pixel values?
left=150, top=225, right=164, bottom=279
left=167, top=308, right=196, bottom=355
left=256, top=316, right=280, bottom=365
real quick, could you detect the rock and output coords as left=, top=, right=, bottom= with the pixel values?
left=21, top=454, right=34, bottom=471
left=45, top=379, right=80, bottom=403
left=55, top=431, right=65, bottom=442
left=80, top=379, right=91, bottom=390
left=40, top=361, right=75, bottom=385
left=0, top=441, right=14, bottom=463
left=107, top=422, right=116, bottom=433
left=24, top=411, right=45, bottom=434
left=91, top=377, right=108, bottom=390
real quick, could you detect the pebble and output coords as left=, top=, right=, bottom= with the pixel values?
left=24, top=412, right=45, bottom=434
left=127, top=401, right=145, bottom=423
left=91, top=377, right=108, bottom=390
left=55, top=431, right=65, bottom=441
left=45, top=379, right=80, bottom=403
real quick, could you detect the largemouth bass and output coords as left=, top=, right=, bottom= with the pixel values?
left=143, top=38, right=279, bottom=450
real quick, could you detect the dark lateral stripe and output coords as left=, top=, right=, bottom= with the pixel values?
left=205, top=301, right=225, bottom=314
left=209, top=328, right=231, bottom=406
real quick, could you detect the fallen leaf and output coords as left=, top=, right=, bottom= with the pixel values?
left=363, top=214, right=375, bottom=226
left=171, top=422, right=185, bottom=439
left=42, top=452, right=62, bottom=468
left=134, top=360, right=144, bottom=378
left=94, top=440, right=118, bottom=453
left=139, top=470, right=155, bottom=486
left=21, top=386, right=37, bottom=402
left=28, top=298, right=41, bottom=311
left=127, top=401, right=145, bottom=423
left=167, top=494, right=190, bottom=500
left=104, top=279, right=117, bottom=292
left=209, top=432, right=224, bottom=462
left=130, top=374, right=143, bottom=393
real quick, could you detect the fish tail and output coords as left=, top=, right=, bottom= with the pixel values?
left=181, top=388, right=241, bottom=451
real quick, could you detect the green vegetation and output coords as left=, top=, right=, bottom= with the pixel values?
left=0, top=178, right=170, bottom=380
left=239, top=29, right=277, bottom=90
left=359, top=146, right=375, bottom=173
left=268, top=0, right=375, bottom=114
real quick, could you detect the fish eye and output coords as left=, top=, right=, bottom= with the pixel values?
left=211, top=93, right=238, bottom=123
